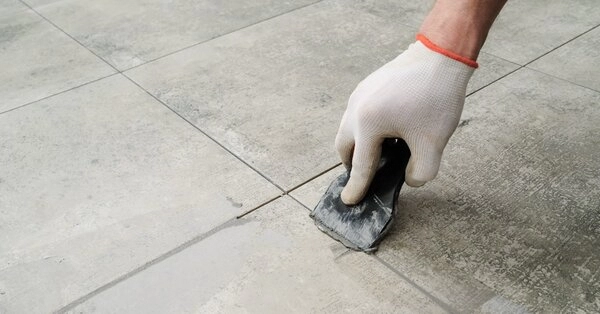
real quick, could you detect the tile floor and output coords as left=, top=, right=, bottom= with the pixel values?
left=1, top=0, right=599, bottom=313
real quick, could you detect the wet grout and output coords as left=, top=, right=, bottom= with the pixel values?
left=285, top=163, right=342, bottom=194
left=236, top=194, right=283, bottom=219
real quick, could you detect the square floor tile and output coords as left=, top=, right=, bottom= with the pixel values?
left=27, top=0, right=318, bottom=70
left=292, top=68, right=600, bottom=312
left=483, top=0, right=600, bottom=65
left=126, top=0, right=517, bottom=191
left=67, top=196, right=447, bottom=314
left=0, top=75, right=279, bottom=313
left=0, top=8, right=115, bottom=113
left=529, top=26, right=600, bottom=91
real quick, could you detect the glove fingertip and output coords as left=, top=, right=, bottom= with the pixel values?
left=404, top=176, right=427, bottom=187
left=340, top=184, right=362, bottom=206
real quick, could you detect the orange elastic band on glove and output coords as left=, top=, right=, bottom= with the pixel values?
left=416, top=34, right=479, bottom=68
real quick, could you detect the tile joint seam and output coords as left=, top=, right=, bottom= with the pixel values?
left=289, top=191, right=458, bottom=314
left=7, top=0, right=324, bottom=114
left=372, top=255, right=458, bottom=314
left=18, top=0, right=329, bottom=194
left=54, top=195, right=283, bottom=313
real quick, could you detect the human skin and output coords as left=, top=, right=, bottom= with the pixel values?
left=419, top=0, right=508, bottom=60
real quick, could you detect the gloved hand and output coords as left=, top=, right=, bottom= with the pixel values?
left=335, top=34, right=477, bottom=205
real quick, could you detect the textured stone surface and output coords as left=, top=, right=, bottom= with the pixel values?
left=1, top=0, right=599, bottom=313
left=126, top=0, right=518, bottom=190
left=0, top=0, right=28, bottom=17
left=529, top=26, right=600, bottom=91
left=0, top=75, right=279, bottom=313
left=484, top=0, right=600, bottom=65
left=0, top=7, right=114, bottom=113
left=27, top=0, right=318, bottom=70
left=293, top=68, right=600, bottom=313
left=67, top=197, right=447, bottom=314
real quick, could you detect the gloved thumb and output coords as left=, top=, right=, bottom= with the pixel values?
left=341, top=138, right=382, bottom=205
left=405, top=140, right=444, bottom=187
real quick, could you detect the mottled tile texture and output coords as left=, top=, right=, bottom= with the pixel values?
left=529, top=26, right=600, bottom=91
left=0, top=8, right=114, bottom=112
left=27, top=0, right=318, bottom=69
left=126, top=0, right=517, bottom=190
left=68, top=197, right=446, bottom=314
left=0, top=76, right=279, bottom=312
left=1, top=0, right=599, bottom=313
left=296, top=68, right=600, bottom=313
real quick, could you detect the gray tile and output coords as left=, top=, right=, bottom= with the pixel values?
left=27, top=0, right=318, bottom=70
left=292, top=68, right=600, bottom=312
left=0, top=75, right=279, bottom=313
left=379, top=68, right=599, bottom=312
left=483, top=0, right=600, bottom=65
left=350, top=0, right=433, bottom=29
left=68, top=196, right=447, bottom=314
left=529, top=26, right=600, bottom=91
left=126, top=0, right=517, bottom=191
left=517, top=213, right=600, bottom=313
left=0, top=9, right=115, bottom=113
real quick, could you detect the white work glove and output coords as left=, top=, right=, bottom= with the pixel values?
left=335, top=35, right=477, bottom=205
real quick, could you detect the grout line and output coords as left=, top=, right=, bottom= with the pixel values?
left=287, top=193, right=313, bottom=212
left=236, top=194, right=283, bottom=219
left=121, top=71, right=286, bottom=192
left=372, top=255, right=458, bottom=314
left=479, top=52, right=521, bottom=67
left=54, top=217, right=237, bottom=313
left=525, top=67, right=600, bottom=94
left=466, top=23, right=600, bottom=98
left=466, top=66, right=523, bottom=98
left=289, top=172, right=458, bottom=314
left=55, top=195, right=282, bottom=313
left=20, top=0, right=323, bottom=74
left=286, top=163, right=342, bottom=194
left=0, top=73, right=119, bottom=115
left=287, top=178, right=457, bottom=313
left=522, top=24, right=600, bottom=67
left=122, top=0, right=324, bottom=72
left=19, top=0, right=309, bottom=194
left=18, top=0, right=120, bottom=72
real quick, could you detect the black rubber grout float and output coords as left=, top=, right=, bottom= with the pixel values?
left=310, top=138, right=411, bottom=252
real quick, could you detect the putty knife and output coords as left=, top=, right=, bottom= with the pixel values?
left=310, top=139, right=411, bottom=252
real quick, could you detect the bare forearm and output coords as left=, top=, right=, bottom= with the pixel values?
left=419, top=0, right=507, bottom=60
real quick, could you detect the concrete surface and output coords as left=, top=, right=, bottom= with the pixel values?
left=1, top=0, right=599, bottom=313
left=0, top=5, right=114, bottom=113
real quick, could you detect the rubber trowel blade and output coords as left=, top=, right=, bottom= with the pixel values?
left=310, top=139, right=411, bottom=252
